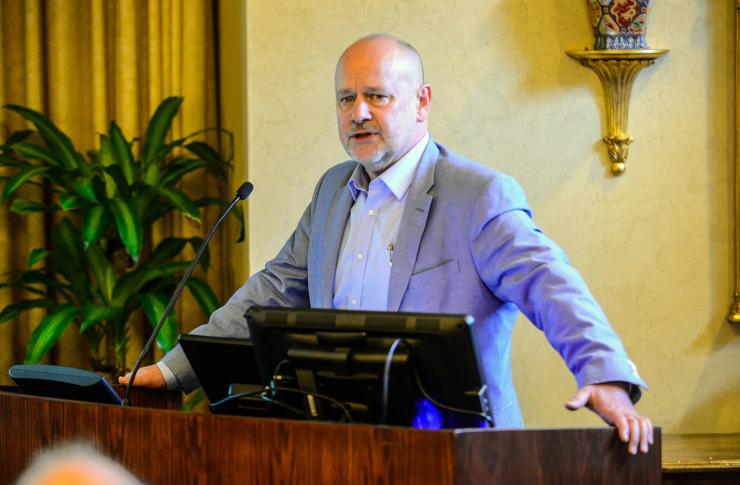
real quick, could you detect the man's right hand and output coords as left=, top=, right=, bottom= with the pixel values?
left=118, top=364, right=167, bottom=389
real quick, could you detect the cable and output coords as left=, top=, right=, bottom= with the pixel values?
left=413, top=368, right=494, bottom=426
left=208, top=388, right=266, bottom=409
left=260, top=393, right=309, bottom=418
left=379, top=338, right=405, bottom=424
left=270, top=385, right=354, bottom=423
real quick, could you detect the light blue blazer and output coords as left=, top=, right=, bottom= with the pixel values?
left=163, top=139, right=646, bottom=428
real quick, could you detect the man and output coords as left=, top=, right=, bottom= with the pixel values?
left=122, top=34, right=653, bottom=454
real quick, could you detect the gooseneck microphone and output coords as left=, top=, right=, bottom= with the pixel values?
left=123, top=181, right=253, bottom=406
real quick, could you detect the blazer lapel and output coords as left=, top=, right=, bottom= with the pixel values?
left=386, top=141, right=439, bottom=311
left=312, top=175, right=353, bottom=308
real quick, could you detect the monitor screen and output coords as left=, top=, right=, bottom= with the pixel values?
left=245, top=306, right=492, bottom=429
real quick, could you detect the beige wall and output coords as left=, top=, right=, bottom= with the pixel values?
left=231, top=0, right=739, bottom=433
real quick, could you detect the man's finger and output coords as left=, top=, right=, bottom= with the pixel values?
left=639, top=417, right=651, bottom=453
left=118, top=372, right=131, bottom=385
left=628, top=417, right=640, bottom=455
left=614, top=414, right=630, bottom=443
left=564, top=387, right=591, bottom=410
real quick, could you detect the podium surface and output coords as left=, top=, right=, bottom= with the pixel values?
left=0, top=389, right=660, bottom=484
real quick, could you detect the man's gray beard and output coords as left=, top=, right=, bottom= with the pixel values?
left=352, top=148, right=395, bottom=176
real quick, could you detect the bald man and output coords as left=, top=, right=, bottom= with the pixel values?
left=123, top=34, right=653, bottom=454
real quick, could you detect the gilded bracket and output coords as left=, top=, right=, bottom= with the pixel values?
left=566, top=49, right=668, bottom=175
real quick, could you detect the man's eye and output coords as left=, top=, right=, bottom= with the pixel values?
left=368, top=94, right=389, bottom=105
left=338, top=96, right=355, bottom=108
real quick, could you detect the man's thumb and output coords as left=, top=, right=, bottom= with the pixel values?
left=565, top=387, right=591, bottom=411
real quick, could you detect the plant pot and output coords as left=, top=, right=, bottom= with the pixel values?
left=587, top=0, right=651, bottom=50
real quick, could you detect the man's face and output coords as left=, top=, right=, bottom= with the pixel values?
left=335, top=41, right=428, bottom=177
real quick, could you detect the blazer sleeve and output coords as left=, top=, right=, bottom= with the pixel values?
left=469, top=174, right=647, bottom=394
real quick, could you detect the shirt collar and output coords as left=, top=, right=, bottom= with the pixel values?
left=347, top=133, right=429, bottom=201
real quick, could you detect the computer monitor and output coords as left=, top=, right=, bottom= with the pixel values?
left=245, top=306, right=492, bottom=429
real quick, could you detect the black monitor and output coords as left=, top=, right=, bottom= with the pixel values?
left=245, top=306, right=492, bottom=429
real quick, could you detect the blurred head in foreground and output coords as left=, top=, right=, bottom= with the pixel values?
left=15, top=443, right=142, bottom=485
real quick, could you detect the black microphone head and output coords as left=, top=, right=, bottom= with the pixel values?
left=236, top=181, right=253, bottom=200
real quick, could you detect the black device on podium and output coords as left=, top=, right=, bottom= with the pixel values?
left=244, top=306, right=492, bottom=428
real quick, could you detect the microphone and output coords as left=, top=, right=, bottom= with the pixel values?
left=123, top=181, right=254, bottom=405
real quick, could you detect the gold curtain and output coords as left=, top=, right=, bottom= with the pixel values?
left=0, top=0, right=239, bottom=383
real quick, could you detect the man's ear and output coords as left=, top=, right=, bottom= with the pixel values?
left=416, top=84, right=432, bottom=122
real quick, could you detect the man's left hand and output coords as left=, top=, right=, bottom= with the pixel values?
left=565, top=382, right=653, bottom=455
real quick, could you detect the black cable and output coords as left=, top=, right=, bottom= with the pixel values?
left=413, top=368, right=493, bottom=426
left=260, top=393, right=309, bottom=418
left=379, top=338, right=404, bottom=424
left=270, top=385, right=354, bottom=423
left=208, top=388, right=266, bottom=409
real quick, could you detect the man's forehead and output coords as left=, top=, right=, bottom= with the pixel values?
left=335, top=49, right=418, bottom=90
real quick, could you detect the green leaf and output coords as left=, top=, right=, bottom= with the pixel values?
left=10, top=198, right=57, bottom=214
left=4, top=105, right=78, bottom=169
left=196, top=197, right=245, bottom=243
left=187, top=237, right=209, bottom=270
left=103, top=165, right=130, bottom=196
left=140, top=293, right=178, bottom=352
left=109, top=122, right=135, bottom=185
left=24, top=304, right=80, bottom=364
left=149, top=237, right=187, bottom=266
left=58, top=193, right=87, bottom=211
left=0, top=154, right=30, bottom=168
left=157, top=186, right=201, bottom=223
left=0, top=299, right=54, bottom=324
left=186, top=277, right=219, bottom=316
left=10, top=142, right=60, bottom=166
left=160, top=157, right=208, bottom=187
left=108, top=197, right=143, bottom=263
left=50, top=218, right=88, bottom=295
left=79, top=303, right=121, bottom=333
left=27, top=248, right=51, bottom=267
left=5, top=129, right=34, bottom=145
left=98, top=134, right=115, bottom=166
left=72, top=176, right=97, bottom=202
left=86, top=245, right=115, bottom=303
left=142, top=97, right=183, bottom=165
left=81, top=205, right=110, bottom=248
left=2, top=165, right=48, bottom=202
left=143, top=161, right=160, bottom=185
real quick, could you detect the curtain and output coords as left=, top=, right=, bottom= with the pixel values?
left=0, top=0, right=240, bottom=383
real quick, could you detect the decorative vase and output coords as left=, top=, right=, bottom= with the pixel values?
left=587, top=0, right=651, bottom=50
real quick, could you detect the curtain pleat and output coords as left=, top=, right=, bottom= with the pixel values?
left=0, top=0, right=233, bottom=383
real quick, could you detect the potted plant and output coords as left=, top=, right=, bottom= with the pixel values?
left=0, top=97, right=242, bottom=377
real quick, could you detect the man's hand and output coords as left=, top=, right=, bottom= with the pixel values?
left=565, top=382, right=653, bottom=455
left=118, top=364, right=167, bottom=390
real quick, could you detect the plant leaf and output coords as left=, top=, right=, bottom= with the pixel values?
left=195, top=197, right=245, bottom=242
left=27, top=248, right=51, bottom=267
left=72, top=176, right=97, bottom=202
left=5, top=129, right=34, bottom=145
left=86, top=245, right=115, bottom=303
left=187, top=237, right=209, bottom=271
left=24, top=304, right=80, bottom=364
left=81, top=205, right=110, bottom=248
left=58, top=193, right=87, bottom=211
left=2, top=165, right=48, bottom=202
left=186, top=277, right=219, bottom=316
left=10, top=198, right=57, bottom=214
left=50, top=218, right=88, bottom=297
left=160, top=157, right=208, bottom=187
left=149, top=237, right=188, bottom=266
left=4, top=105, right=78, bottom=169
left=142, top=97, right=183, bottom=165
left=140, top=293, right=179, bottom=352
left=108, top=197, right=143, bottom=263
left=109, top=121, right=135, bottom=185
left=0, top=299, right=54, bottom=324
left=157, top=186, right=201, bottom=223
left=79, top=303, right=121, bottom=333
left=10, top=142, right=59, bottom=166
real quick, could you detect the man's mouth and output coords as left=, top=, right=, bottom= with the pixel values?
left=350, top=131, right=378, bottom=140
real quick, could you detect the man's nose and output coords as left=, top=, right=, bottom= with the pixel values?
left=351, top=99, right=371, bottom=123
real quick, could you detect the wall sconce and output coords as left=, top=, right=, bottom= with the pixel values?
left=568, top=1, right=668, bottom=175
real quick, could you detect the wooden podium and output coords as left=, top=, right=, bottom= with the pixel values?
left=0, top=389, right=660, bottom=484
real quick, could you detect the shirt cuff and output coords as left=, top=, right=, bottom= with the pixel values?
left=156, top=361, right=181, bottom=391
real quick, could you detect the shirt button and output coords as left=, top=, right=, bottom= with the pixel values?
left=351, top=298, right=358, bottom=305
left=368, top=209, right=375, bottom=216
left=357, top=253, right=364, bottom=260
